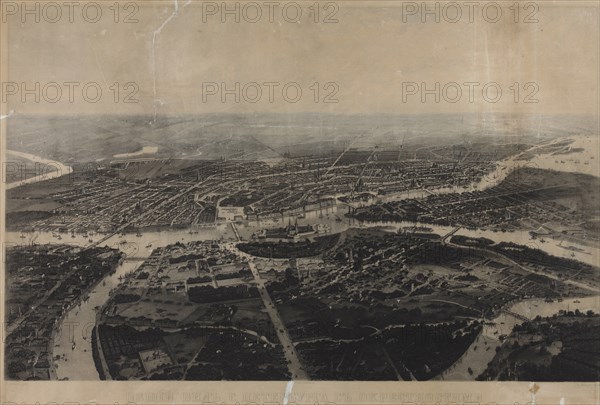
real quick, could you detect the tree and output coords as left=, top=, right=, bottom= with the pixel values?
left=8, top=361, right=27, bottom=377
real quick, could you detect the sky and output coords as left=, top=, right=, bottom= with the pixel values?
left=2, top=0, right=599, bottom=117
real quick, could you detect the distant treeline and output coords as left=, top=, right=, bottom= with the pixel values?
left=188, top=284, right=260, bottom=303
left=237, top=234, right=340, bottom=258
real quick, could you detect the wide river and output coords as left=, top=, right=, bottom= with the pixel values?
left=5, top=138, right=599, bottom=380
left=7, top=213, right=599, bottom=380
left=437, top=295, right=600, bottom=380
left=6, top=150, right=73, bottom=190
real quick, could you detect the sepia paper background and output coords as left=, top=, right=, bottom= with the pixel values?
left=1, top=1, right=599, bottom=404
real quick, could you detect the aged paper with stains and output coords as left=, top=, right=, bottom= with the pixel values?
left=1, top=1, right=599, bottom=404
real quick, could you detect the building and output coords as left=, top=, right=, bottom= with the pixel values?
left=217, top=206, right=245, bottom=221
